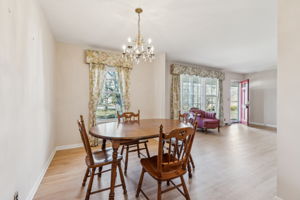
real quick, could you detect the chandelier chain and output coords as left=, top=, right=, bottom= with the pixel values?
left=137, top=13, right=141, bottom=45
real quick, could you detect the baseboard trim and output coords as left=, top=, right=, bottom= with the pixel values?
left=56, top=143, right=83, bottom=151
left=250, top=122, right=264, bottom=126
left=265, top=124, right=277, bottom=128
left=26, top=148, right=56, bottom=200
left=26, top=143, right=84, bottom=199
left=250, top=122, right=277, bottom=128
left=274, top=196, right=283, bottom=200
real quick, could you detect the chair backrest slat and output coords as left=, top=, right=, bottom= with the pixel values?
left=178, top=111, right=188, bottom=122
left=179, top=111, right=198, bottom=127
left=157, top=122, right=197, bottom=174
left=77, top=115, right=94, bottom=165
left=117, top=110, right=140, bottom=123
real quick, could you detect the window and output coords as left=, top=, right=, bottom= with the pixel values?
left=96, top=67, right=123, bottom=121
left=180, top=74, right=219, bottom=115
left=205, top=78, right=218, bottom=112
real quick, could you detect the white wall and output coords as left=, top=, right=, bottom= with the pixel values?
left=245, top=69, right=277, bottom=127
left=0, top=0, right=56, bottom=199
left=54, top=42, right=166, bottom=146
left=131, top=54, right=166, bottom=119
left=165, top=61, right=172, bottom=118
left=278, top=0, right=300, bottom=199
left=54, top=42, right=89, bottom=146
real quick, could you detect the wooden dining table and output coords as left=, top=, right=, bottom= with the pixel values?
left=89, top=118, right=193, bottom=200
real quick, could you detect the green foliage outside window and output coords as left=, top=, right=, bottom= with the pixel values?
left=96, top=68, right=123, bottom=121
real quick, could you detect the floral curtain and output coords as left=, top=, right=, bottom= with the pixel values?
left=171, top=63, right=225, bottom=80
left=171, top=75, right=180, bottom=119
left=85, top=50, right=133, bottom=146
left=88, top=64, right=106, bottom=146
left=170, top=63, right=225, bottom=124
left=116, top=67, right=131, bottom=112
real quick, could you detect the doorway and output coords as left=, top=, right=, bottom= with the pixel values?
left=230, top=81, right=239, bottom=123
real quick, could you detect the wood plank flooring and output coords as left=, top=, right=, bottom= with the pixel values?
left=34, top=124, right=276, bottom=200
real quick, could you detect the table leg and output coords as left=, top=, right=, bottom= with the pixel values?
left=101, top=139, right=107, bottom=150
left=109, top=141, right=121, bottom=200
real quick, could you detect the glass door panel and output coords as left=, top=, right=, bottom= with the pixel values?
left=230, top=81, right=239, bottom=122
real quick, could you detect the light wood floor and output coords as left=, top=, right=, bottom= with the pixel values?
left=34, top=124, right=276, bottom=200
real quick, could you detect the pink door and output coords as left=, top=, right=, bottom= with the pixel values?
left=240, top=80, right=249, bottom=125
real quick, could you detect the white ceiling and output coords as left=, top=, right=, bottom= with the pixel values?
left=38, top=0, right=277, bottom=73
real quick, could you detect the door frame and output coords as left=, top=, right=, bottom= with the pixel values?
left=239, top=79, right=249, bottom=125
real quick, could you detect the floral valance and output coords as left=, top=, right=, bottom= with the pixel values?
left=171, top=63, right=225, bottom=80
left=85, top=49, right=133, bottom=69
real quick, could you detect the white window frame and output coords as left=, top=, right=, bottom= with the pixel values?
left=180, top=74, right=219, bottom=116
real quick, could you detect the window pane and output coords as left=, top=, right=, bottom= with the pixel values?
left=230, top=87, right=238, bottom=102
left=205, top=97, right=217, bottom=112
left=204, top=78, right=218, bottom=114
left=180, top=75, right=219, bottom=116
left=96, top=68, right=123, bottom=121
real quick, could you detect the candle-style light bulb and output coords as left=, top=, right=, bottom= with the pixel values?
left=148, top=38, right=152, bottom=44
left=122, top=45, right=126, bottom=53
left=128, top=37, right=132, bottom=43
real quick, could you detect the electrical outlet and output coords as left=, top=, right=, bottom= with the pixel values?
left=14, top=192, right=18, bottom=200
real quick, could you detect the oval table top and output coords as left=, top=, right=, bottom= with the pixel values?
left=89, top=119, right=193, bottom=141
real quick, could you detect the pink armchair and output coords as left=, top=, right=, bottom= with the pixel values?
left=189, top=108, right=220, bottom=133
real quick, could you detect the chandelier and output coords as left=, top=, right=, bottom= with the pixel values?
left=122, top=8, right=155, bottom=64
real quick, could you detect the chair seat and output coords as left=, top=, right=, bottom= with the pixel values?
left=86, top=148, right=122, bottom=167
left=203, top=118, right=219, bottom=129
left=140, top=154, right=186, bottom=181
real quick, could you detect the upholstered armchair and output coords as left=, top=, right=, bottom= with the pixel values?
left=189, top=108, right=220, bottom=132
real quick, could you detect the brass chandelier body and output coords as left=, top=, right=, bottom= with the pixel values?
left=122, top=8, right=155, bottom=64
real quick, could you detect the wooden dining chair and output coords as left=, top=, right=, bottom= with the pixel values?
left=178, top=111, right=197, bottom=177
left=178, top=111, right=188, bottom=123
left=77, top=115, right=127, bottom=200
left=117, top=110, right=151, bottom=174
left=136, top=124, right=197, bottom=200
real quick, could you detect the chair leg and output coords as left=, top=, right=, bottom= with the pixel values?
left=180, top=175, right=191, bottom=200
left=137, top=143, right=141, bottom=158
left=144, top=142, right=151, bottom=158
left=136, top=168, right=145, bottom=197
left=218, top=125, right=220, bottom=133
left=124, top=145, right=129, bottom=175
left=82, top=168, right=89, bottom=186
left=157, top=180, right=162, bottom=200
left=85, top=168, right=95, bottom=200
left=189, top=155, right=195, bottom=169
left=98, top=166, right=102, bottom=177
left=118, top=162, right=127, bottom=194
left=167, top=180, right=170, bottom=186
left=120, top=145, right=124, bottom=155
left=187, top=160, right=192, bottom=178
